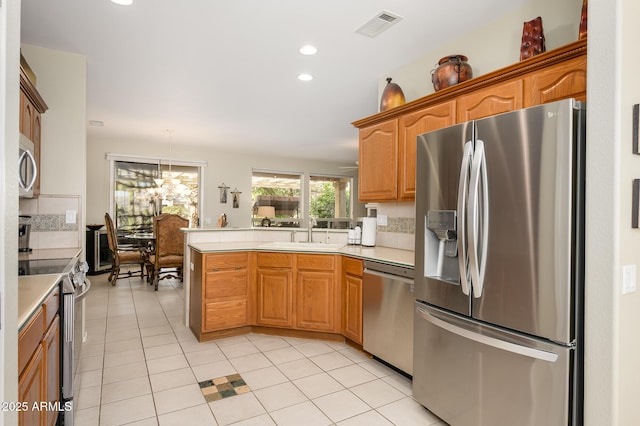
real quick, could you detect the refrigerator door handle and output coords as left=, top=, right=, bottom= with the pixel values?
left=415, top=306, right=559, bottom=362
left=468, top=139, right=489, bottom=298
left=457, top=141, right=474, bottom=296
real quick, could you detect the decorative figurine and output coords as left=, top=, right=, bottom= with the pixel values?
left=520, top=16, right=546, bottom=60
left=218, top=183, right=229, bottom=204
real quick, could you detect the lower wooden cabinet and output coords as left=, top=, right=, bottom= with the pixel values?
left=189, top=250, right=362, bottom=343
left=44, top=315, right=60, bottom=426
left=190, top=250, right=249, bottom=338
left=18, top=344, right=44, bottom=426
left=342, top=257, right=363, bottom=344
left=18, top=287, right=60, bottom=426
left=296, top=255, right=339, bottom=332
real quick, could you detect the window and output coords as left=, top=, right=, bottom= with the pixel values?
left=110, top=155, right=203, bottom=234
left=309, top=174, right=352, bottom=229
left=251, top=170, right=353, bottom=228
left=251, top=171, right=302, bottom=227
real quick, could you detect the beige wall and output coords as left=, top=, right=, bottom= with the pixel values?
left=86, top=135, right=362, bottom=229
left=18, top=45, right=87, bottom=253
left=378, top=0, right=583, bottom=102
left=20, top=45, right=87, bottom=197
left=614, top=0, right=640, bottom=423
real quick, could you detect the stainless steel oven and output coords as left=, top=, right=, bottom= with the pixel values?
left=19, top=253, right=90, bottom=426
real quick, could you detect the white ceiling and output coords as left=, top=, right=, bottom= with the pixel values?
left=20, top=0, right=530, bottom=163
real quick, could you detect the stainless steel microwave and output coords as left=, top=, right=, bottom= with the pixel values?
left=19, top=133, right=37, bottom=198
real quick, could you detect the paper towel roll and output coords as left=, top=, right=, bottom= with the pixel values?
left=361, top=217, right=377, bottom=246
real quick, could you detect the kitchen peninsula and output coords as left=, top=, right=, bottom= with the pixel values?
left=183, top=228, right=413, bottom=344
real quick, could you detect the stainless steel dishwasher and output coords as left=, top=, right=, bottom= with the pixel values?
left=363, top=260, right=415, bottom=376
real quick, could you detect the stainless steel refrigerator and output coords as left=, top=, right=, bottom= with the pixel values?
left=413, top=98, right=585, bottom=426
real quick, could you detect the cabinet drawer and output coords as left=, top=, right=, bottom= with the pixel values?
left=343, top=257, right=363, bottom=276
left=205, top=270, right=247, bottom=300
left=257, top=252, right=293, bottom=268
left=19, top=307, right=44, bottom=374
left=205, top=252, right=248, bottom=271
left=297, top=254, right=335, bottom=270
left=43, top=286, right=60, bottom=328
left=204, top=300, right=247, bottom=331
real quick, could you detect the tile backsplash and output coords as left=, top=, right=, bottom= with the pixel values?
left=19, top=194, right=82, bottom=249
left=373, top=202, right=415, bottom=251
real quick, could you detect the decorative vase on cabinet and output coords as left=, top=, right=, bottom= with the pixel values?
left=431, top=55, right=473, bottom=92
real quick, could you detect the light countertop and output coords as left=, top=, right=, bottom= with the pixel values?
left=18, top=274, right=62, bottom=329
left=188, top=241, right=414, bottom=268
left=18, top=247, right=80, bottom=329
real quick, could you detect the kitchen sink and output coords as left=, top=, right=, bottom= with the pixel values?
left=258, top=241, right=345, bottom=251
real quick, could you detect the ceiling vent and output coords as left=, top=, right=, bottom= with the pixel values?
left=355, top=11, right=403, bottom=38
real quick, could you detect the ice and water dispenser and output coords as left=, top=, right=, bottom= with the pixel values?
left=423, top=210, right=460, bottom=283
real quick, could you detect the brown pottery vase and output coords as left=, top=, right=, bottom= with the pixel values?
left=431, top=55, right=473, bottom=92
left=379, top=78, right=406, bottom=112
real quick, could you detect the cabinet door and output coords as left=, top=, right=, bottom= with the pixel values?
left=456, top=79, right=524, bottom=122
left=256, top=269, right=294, bottom=327
left=44, top=316, right=60, bottom=426
left=296, top=270, right=335, bottom=331
left=525, top=55, right=587, bottom=106
left=19, top=344, right=45, bottom=426
left=342, top=274, right=363, bottom=344
left=398, top=101, right=456, bottom=200
left=358, top=119, right=398, bottom=201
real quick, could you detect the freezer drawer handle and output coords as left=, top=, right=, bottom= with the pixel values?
left=416, top=307, right=558, bottom=362
left=457, top=141, right=473, bottom=296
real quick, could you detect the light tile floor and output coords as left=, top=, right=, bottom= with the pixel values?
left=74, top=270, right=446, bottom=425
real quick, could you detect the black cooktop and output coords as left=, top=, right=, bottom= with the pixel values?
left=19, top=258, right=74, bottom=276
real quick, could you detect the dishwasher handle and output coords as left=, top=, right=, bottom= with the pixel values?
left=364, top=268, right=415, bottom=286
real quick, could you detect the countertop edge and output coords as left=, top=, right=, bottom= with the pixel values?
left=18, top=274, right=62, bottom=330
left=188, top=241, right=415, bottom=268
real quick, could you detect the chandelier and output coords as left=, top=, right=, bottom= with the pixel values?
left=153, top=129, right=189, bottom=204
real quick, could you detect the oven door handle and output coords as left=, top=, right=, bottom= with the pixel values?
left=74, top=278, right=91, bottom=301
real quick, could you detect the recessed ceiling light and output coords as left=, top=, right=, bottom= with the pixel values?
left=110, top=0, right=133, bottom=5
left=299, top=45, right=318, bottom=55
left=298, top=73, right=313, bottom=82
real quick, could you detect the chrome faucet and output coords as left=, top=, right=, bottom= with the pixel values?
left=290, top=230, right=296, bottom=242
left=308, top=216, right=317, bottom=242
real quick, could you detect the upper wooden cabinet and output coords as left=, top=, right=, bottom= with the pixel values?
left=353, top=40, right=587, bottom=203
left=456, top=79, right=523, bottom=122
left=398, top=101, right=456, bottom=200
left=525, top=55, right=587, bottom=106
left=358, top=119, right=398, bottom=201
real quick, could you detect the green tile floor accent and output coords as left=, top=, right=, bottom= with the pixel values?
left=199, top=374, right=250, bottom=402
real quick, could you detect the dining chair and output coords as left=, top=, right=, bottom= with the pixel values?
left=104, top=212, right=146, bottom=284
left=147, top=213, right=188, bottom=291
